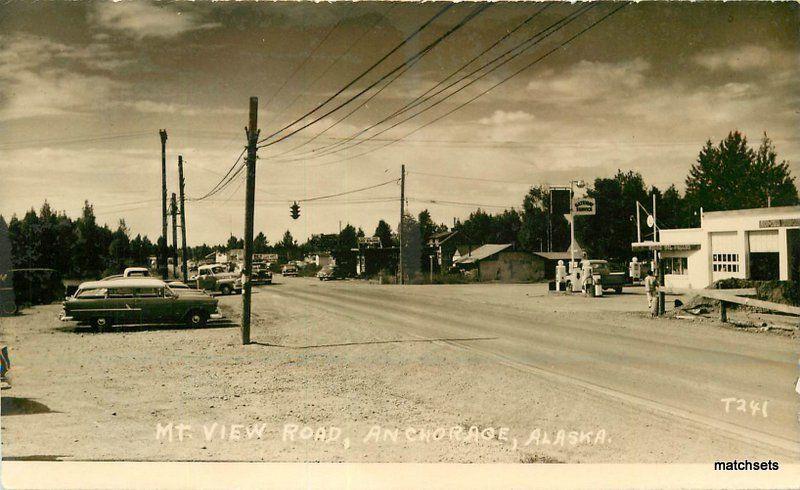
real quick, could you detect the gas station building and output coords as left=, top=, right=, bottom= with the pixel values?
left=632, top=206, right=800, bottom=289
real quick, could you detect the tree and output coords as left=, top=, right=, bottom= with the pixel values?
left=73, top=201, right=104, bottom=277
left=226, top=235, right=244, bottom=249
left=339, top=224, right=358, bottom=250
left=684, top=131, right=798, bottom=221
left=107, top=219, right=131, bottom=273
left=399, top=212, right=421, bottom=279
left=575, top=170, right=648, bottom=263
left=374, top=220, right=394, bottom=248
left=254, top=232, right=269, bottom=253
left=281, top=230, right=296, bottom=250
left=418, top=209, right=436, bottom=244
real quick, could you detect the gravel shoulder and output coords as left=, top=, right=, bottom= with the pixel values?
left=1, top=280, right=796, bottom=463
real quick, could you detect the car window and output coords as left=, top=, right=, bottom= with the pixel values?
left=108, top=288, right=135, bottom=298
left=136, top=287, right=162, bottom=298
left=212, top=266, right=226, bottom=274
left=77, top=288, right=107, bottom=299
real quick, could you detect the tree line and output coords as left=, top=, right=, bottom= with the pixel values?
left=3, top=130, right=796, bottom=278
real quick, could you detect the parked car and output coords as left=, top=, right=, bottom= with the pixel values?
left=317, top=264, right=344, bottom=281
left=102, top=266, right=152, bottom=281
left=61, top=278, right=221, bottom=330
left=281, top=264, right=298, bottom=277
left=252, top=262, right=273, bottom=285
left=190, top=264, right=242, bottom=295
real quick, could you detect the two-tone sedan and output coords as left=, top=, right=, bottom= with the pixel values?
left=61, top=278, right=221, bottom=330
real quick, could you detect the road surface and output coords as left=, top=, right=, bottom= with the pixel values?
left=1, top=276, right=797, bottom=463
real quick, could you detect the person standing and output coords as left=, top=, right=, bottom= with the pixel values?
left=644, top=270, right=658, bottom=313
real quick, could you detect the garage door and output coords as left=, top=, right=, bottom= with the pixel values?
left=748, top=230, right=779, bottom=253
left=710, top=231, right=738, bottom=252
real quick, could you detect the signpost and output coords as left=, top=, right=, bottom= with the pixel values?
left=573, top=197, right=596, bottom=216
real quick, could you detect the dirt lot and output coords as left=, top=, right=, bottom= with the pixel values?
left=1, top=279, right=797, bottom=463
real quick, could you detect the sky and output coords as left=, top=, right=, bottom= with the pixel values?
left=1, top=1, right=798, bottom=246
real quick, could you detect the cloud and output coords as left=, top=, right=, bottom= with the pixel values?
left=526, top=59, right=650, bottom=102
left=91, top=2, right=219, bottom=40
left=127, top=100, right=241, bottom=117
left=478, top=110, right=535, bottom=125
left=0, top=35, right=123, bottom=120
left=692, top=45, right=790, bottom=72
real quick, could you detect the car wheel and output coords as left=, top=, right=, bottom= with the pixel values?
left=614, top=287, right=623, bottom=294
left=92, top=317, right=112, bottom=332
left=186, top=310, right=208, bottom=328
left=220, top=284, right=232, bottom=295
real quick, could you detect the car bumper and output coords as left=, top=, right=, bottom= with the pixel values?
left=60, top=313, right=74, bottom=321
left=210, top=313, right=223, bottom=320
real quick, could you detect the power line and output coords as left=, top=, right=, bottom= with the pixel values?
left=257, top=3, right=455, bottom=146
left=408, top=197, right=516, bottom=209
left=285, top=3, right=557, bottom=160
left=263, top=4, right=390, bottom=131
left=304, top=3, right=627, bottom=168
left=291, top=3, right=595, bottom=162
left=189, top=148, right=246, bottom=201
left=257, top=3, right=490, bottom=149
left=268, top=2, right=496, bottom=158
left=295, top=177, right=400, bottom=202
left=263, top=12, right=350, bottom=110
left=408, top=171, right=536, bottom=186
left=0, top=131, right=152, bottom=150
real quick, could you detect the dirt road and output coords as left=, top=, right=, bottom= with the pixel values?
left=1, top=277, right=797, bottom=463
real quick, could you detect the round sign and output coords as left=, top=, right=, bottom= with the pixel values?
left=646, top=215, right=654, bottom=228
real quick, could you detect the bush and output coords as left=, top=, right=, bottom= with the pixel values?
left=12, top=269, right=65, bottom=308
left=299, top=264, right=321, bottom=277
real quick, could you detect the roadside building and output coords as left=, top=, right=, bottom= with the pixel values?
left=305, top=253, right=333, bottom=268
left=453, top=244, right=544, bottom=282
left=531, top=252, right=574, bottom=280
left=632, top=206, right=800, bottom=289
left=427, top=230, right=465, bottom=268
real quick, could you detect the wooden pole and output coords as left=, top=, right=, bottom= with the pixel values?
left=159, top=130, right=168, bottom=279
left=178, top=156, right=188, bottom=282
left=170, top=193, right=178, bottom=278
left=399, top=164, right=405, bottom=285
left=241, top=97, right=259, bottom=345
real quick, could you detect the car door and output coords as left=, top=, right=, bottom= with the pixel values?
left=197, top=269, right=214, bottom=291
left=134, top=286, right=171, bottom=323
left=105, top=287, right=138, bottom=324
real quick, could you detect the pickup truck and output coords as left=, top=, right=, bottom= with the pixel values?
left=582, top=260, right=629, bottom=293
left=191, top=264, right=242, bottom=295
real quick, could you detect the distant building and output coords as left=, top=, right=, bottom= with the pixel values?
left=453, top=243, right=544, bottom=282
left=305, top=253, right=333, bottom=267
left=427, top=230, right=465, bottom=267
left=632, top=205, right=800, bottom=289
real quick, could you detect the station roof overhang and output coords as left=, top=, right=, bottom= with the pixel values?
left=631, top=241, right=701, bottom=252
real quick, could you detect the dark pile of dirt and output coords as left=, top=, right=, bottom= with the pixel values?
left=710, top=279, right=799, bottom=306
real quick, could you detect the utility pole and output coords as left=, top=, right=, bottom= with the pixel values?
left=159, top=130, right=168, bottom=280
left=170, top=193, right=178, bottom=278
left=398, top=164, right=405, bottom=285
left=178, top=156, right=188, bottom=282
left=241, top=97, right=259, bottom=345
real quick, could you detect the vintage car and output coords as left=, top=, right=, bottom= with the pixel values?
left=317, top=264, right=344, bottom=281
left=61, top=278, right=220, bottom=330
left=252, top=261, right=273, bottom=285
left=281, top=264, right=298, bottom=277
left=191, top=264, right=242, bottom=295
left=102, top=266, right=152, bottom=281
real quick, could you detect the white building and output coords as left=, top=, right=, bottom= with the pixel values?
left=632, top=206, right=799, bottom=289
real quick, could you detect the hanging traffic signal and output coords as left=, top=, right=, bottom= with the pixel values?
left=290, top=201, right=300, bottom=220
